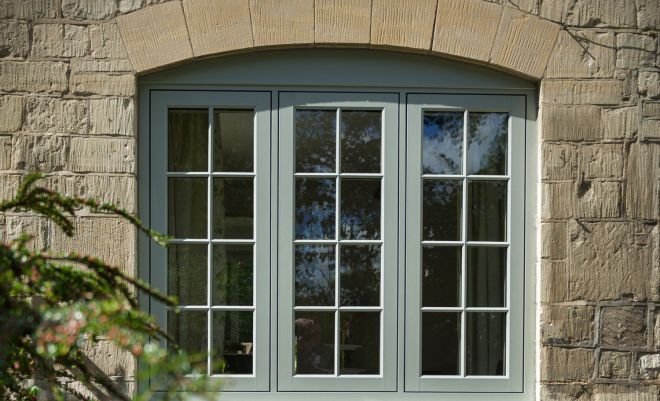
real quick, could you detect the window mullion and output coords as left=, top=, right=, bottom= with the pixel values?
left=206, top=106, right=213, bottom=376
left=460, top=109, right=469, bottom=378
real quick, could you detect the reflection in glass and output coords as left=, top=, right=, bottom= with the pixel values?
left=340, top=312, right=380, bottom=375
left=422, top=246, right=461, bottom=307
left=467, top=247, right=506, bottom=307
left=423, top=112, right=463, bottom=175
left=423, top=180, right=462, bottom=241
left=340, top=245, right=380, bottom=306
left=468, top=180, right=507, bottom=242
left=468, top=112, right=508, bottom=175
left=212, top=245, right=253, bottom=306
left=295, top=312, right=334, bottom=374
left=213, top=178, right=253, bottom=239
left=422, top=312, right=460, bottom=375
left=212, top=311, right=253, bottom=374
left=168, top=244, right=207, bottom=305
left=168, top=177, right=207, bottom=238
left=168, top=109, right=208, bottom=172
left=295, top=245, right=335, bottom=306
left=341, top=110, right=381, bottom=173
left=295, top=178, right=336, bottom=239
left=214, top=109, right=254, bottom=172
left=296, top=110, right=336, bottom=173
left=168, top=310, right=207, bottom=357
left=340, top=179, right=381, bottom=240
left=466, top=312, right=506, bottom=376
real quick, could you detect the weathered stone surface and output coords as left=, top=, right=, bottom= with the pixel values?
left=637, top=0, right=660, bottom=30
left=575, top=181, right=621, bottom=218
left=601, top=306, right=648, bottom=347
left=315, top=0, right=371, bottom=44
left=89, top=98, right=134, bottom=136
left=80, top=340, right=135, bottom=377
left=31, top=24, right=90, bottom=58
left=0, top=96, right=23, bottom=132
left=68, top=137, right=135, bottom=173
left=541, top=347, right=594, bottom=382
left=541, top=0, right=637, bottom=28
left=542, top=383, right=594, bottom=401
left=640, top=119, right=660, bottom=140
left=542, top=181, right=574, bottom=219
left=616, top=34, right=656, bottom=69
left=638, top=354, right=660, bottom=379
left=89, top=23, right=128, bottom=59
left=0, top=136, right=12, bottom=170
left=12, top=134, right=69, bottom=172
left=0, top=0, right=58, bottom=19
left=0, top=62, right=68, bottom=94
left=0, top=20, right=29, bottom=58
left=593, top=384, right=658, bottom=401
left=24, top=97, right=88, bottom=135
left=118, top=0, right=142, bottom=13
left=70, top=59, right=133, bottom=73
left=642, top=102, right=660, bottom=119
left=655, top=315, right=660, bottom=348
left=542, top=222, right=567, bottom=260
left=579, top=144, right=624, bottom=179
left=546, top=30, right=615, bottom=79
left=639, top=71, right=660, bottom=100
left=43, top=174, right=136, bottom=212
left=542, top=105, right=602, bottom=141
left=541, top=305, right=595, bottom=345
left=432, top=0, right=501, bottom=63
left=602, top=107, right=639, bottom=140
left=183, top=0, right=253, bottom=56
left=543, top=143, right=577, bottom=180
left=625, top=142, right=659, bottom=219
left=116, top=1, right=192, bottom=72
left=371, top=0, right=436, bottom=50
left=541, top=261, right=569, bottom=303
left=66, top=379, right=135, bottom=401
left=599, top=351, right=631, bottom=379
left=70, top=73, right=135, bottom=96
left=61, top=0, right=118, bottom=19
left=542, top=80, right=624, bottom=105
left=249, top=0, right=313, bottom=47
left=6, top=216, right=49, bottom=250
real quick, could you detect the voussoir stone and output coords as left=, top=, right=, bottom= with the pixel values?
left=546, top=30, right=615, bottom=79
left=371, top=0, right=437, bottom=51
left=541, top=305, right=595, bottom=345
left=315, top=0, right=371, bottom=44
left=541, top=346, right=594, bottom=382
left=601, top=306, right=648, bottom=348
left=250, top=0, right=314, bottom=47
left=0, top=20, right=29, bottom=58
left=0, top=61, right=68, bottom=94
left=0, top=96, right=23, bottom=132
left=183, top=0, right=253, bottom=56
left=24, top=97, right=88, bottom=135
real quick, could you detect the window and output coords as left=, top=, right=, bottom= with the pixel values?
left=139, top=50, right=536, bottom=400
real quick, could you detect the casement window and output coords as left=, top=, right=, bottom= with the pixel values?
left=139, top=50, right=537, bottom=400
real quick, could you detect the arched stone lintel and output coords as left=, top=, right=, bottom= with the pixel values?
left=116, top=0, right=561, bottom=80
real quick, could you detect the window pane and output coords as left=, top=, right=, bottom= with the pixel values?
left=295, top=178, right=336, bottom=239
left=168, top=109, right=208, bottom=172
left=212, top=245, right=253, bottom=306
left=340, top=245, right=380, bottom=306
left=467, top=180, right=507, bottom=242
left=422, top=179, right=462, bottom=241
left=466, top=312, right=506, bottom=376
left=340, top=178, right=381, bottom=240
left=296, top=110, right=336, bottom=173
left=168, top=177, right=207, bottom=238
left=214, top=109, right=254, bottom=172
left=422, top=312, right=460, bottom=375
left=422, top=246, right=461, bottom=307
left=212, top=311, right=253, bottom=374
left=339, top=312, right=380, bottom=375
left=168, top=310, right=207, bottom=356
left=213, top=178, right=253, bottom=239
left=295, top=244, right=336, bottom=306
left=341, top=110, right=381, bottom=173
left=423, top=111, right=463, bottom=175
left=168, top=244, right=207, bottom=305
left=467, top=112, right=507, bottom=176
left=295, top=312, right=335, bottom=375
left=467, top=247, right=506, bottom=307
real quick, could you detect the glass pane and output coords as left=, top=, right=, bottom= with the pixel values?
left=340, top=178, right=381, bottom=240
left=168, top=109, right=208, bottom=172
left=467, top=247, right=506, bottom=307
left=422, top=179, right=462, bottom=241
left=213, top=178, right=253, bottom=239
left=295, top=312, right=335, bottom=374
left=296, top=109, right=336, bottom=173
left=212, top=245, right=253, bottom=306
left=340, top=245, right=380, bottom=306
left=295, top=178, right=336, bottom=240
left=423, top=111, right=463, bottom=175
left=339, top=312, right=380, bottom=375
left=212, top=311, right=253, bottom=374
left=466, top=312, right=506, bottom=376
left=168, top=244, right=207, bottom=305
left=168, top=177, right=207, bottom=238
left=295, top=245, right=335, bottom=306
left=422, top=246, right=461, bottom=307
left=468, top=112, right=508, bottom=175
left=468, top=180, right=507, bottom=242
left=168, top=310, right=207, bottom=356
left=340, top=110, right=381, bottom=173
left=214, top=109, right=253, bottom=172
left=422, top=312, right=460, bottom=375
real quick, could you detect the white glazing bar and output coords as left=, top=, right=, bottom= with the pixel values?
left=465, top=241, right=510, bottom=247
left=293, top=306, right=339, bottom=311
left=177, top=305, right=256, bottom=311
left=166, top=171, right=256, bottom=177
left=460, top=109, right=469, bottom=378
left=207, top=106, right=214, bottom=376
left=421, top=240, right=463, bottom=246
left=294, top=239, right=382, bottom=245
left=334, top=107, right=341, bottom=377
left=169, top=238, right=256, bottom=245
left=421, top=174, right=464, bottom=180
left=465, top=175, right=510, bottom=181
left=293, top=172, right=337, bottom=178
left=420, top=306, right=463, bottom=312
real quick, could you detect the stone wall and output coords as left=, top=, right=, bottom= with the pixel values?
left=0, top=0, right=658, bottom=400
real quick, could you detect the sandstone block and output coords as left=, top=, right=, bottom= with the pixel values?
left=80, top=340, right=135, bottom=377
left=542, top=105, right=602, bottom=141
left=12, top=134, right=69, bottom=172
left=66, top=380, right=135, bottom=401
left=118, top=0, right=142, bottom=13
left=541, top=221, right=567, bottom=260
left=638, top=354, right=660, bottom=380
left=655, top=315, right=660, bottom=349
left=89, top=98, right=134, bottom=136
left=371, top=0, right=436, bottom=50
left=640, top=119, right=660, bottom=140
left=0, top=136, right=12, bottom=170
left=541, top=384, right=594, bottom=401
left=545, top=0, right=637, bottom=28
left=31, top=24, right=89, bottom=58
left=580, top=144, right=624, bottom=179
left=601, top=306, right=647, bottom=347
left=637, top=0, right=660, bottom=30
left=183, top=0, right=253, bottom=56
left=0, top=61, right=68, bottom=94
left=61, top=0, right=118, bottom=19
left=543, top=143, right=577, bottom=180
left=116, top=1, right=192, bottom=72
left=541, top=346, right=594, bottom=382
left=43, top=174, right=136, bottom=212
left=0, top=174, right=20, bottom=202
left=90, top=23, right=128, bottom=59
left=546, top=30, right=615, bottom=79
left=616, top=33, right=656, bottom=69
left=625, top=142, right=659, bottom=219
left=593, top=384, right=658, bottom=401
left=541, top=261, right=569, bottom=303
left=542, top=80, right=624, bottom=105
left=541, top=305, right=595, bottom=345
left=0, top=96, right=23, bottom=132
left=639, top=71, right=660, bottom=99
left=315, top=0, right=371, bottom=44
left=602, top=107, right=639, bottom=140
left=70, top=73, right=135, bottom=96
left=432, top=0, right=501, bottom=63
left=70, top=59, right=133, bottom=73
left=0, top=20, right=29, bottom=58
left=0, top=0, right=58, bottom=19
left=542, top=182, right=574, bottom=220
left=6, top=216, right=49, bottom=250
left=575, top=181, right=621, bottom=218
left=68, top=137, right=135, bottom=173
left=24, top=97, right=88, bottom=135
left=490, top=7, right=560, bottom=79
left=599, top=351, right=631, bottom=379
left=250, top=0, right=314, bottom=47
left=642, top=102, right=660, bottom=119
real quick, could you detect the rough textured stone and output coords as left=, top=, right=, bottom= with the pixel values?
left=70, top=73, right=135, bottom=96
left=371, top=0, right=436, bottom=50
left=542, top=222, right=567, bottom=260
left=80, top=340, right=135, bottom=377
left=543, top=143, right=577, bottom=180
left=24, top=97, right=88, bottom=135
left=546, top=30, right=615, bottom=79
left=89, top=98, right=134, bottom=136
left=637, top=0, right=660, bottom=30
left=12, top=134, right=69, bottom=172
left=638, top=354, right=660, bottom=379
left=616, top=34, right=656, bottom=69
left=542, top=105, right=602, bottom=141
left=640, top=119, right=660, bottom=140
left=182, top=0, right=253, bottom=56
left=541, top=305, right=595, bottom=345
left=602, top=107, right=639, bottom=140
left=89, top=23, right=128, bottom=59
left=116, top=1, right=192, bottom=72
left=0, top=20, right=29, bottom=58
left=575, top=181, right=621, bottom=218
left=541, top=261, right=570, bottom=303
left=68, top=137, right=135, bottom=173
left=250, top=0, right=314, bottom=47
left=639, top=71, right=660, bottom=99
left=599, top=351, right=631, bottom=379
left=314, top=0, right=371, bottom=44
left=642, top=102, right=660, bottom=119
left=541, top=347, right=594, bottom=382
left=626, top=142, right=660, bottom=219
left=655, top=315, right=660, bottom=349
left=0, top=0, right=58, bottom=19
left=601, top=306, right=648, bottom=347
left=6, top=216, right=49, bottom=250
left=43, top=174, right=136, bottom=212
left=0, top=96, right=22, bottom=132
left=542, top=80, right=624, bottom=105
left=31, top=24, right=89, bottom=58
left=0, top=135, right=11, bottom=170
left=70, top=59, right=133, bottom=73
left=61, top=0, right=118, bottom=19
left=579, top=144, right=624, bottom=179
left=432, top=0, right=501, bottom=63
left=542, top=383, right=594, bottom=401
left=541, top=0, right=637, bottom=28
left=593, top=385, right=658, bottom=401
left=0, top=61, right=68, bottom=94
left=542, top=181, right=574, bottom=220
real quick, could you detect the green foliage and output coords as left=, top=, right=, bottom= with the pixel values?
left=0, top=173, right=219, bottom=401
